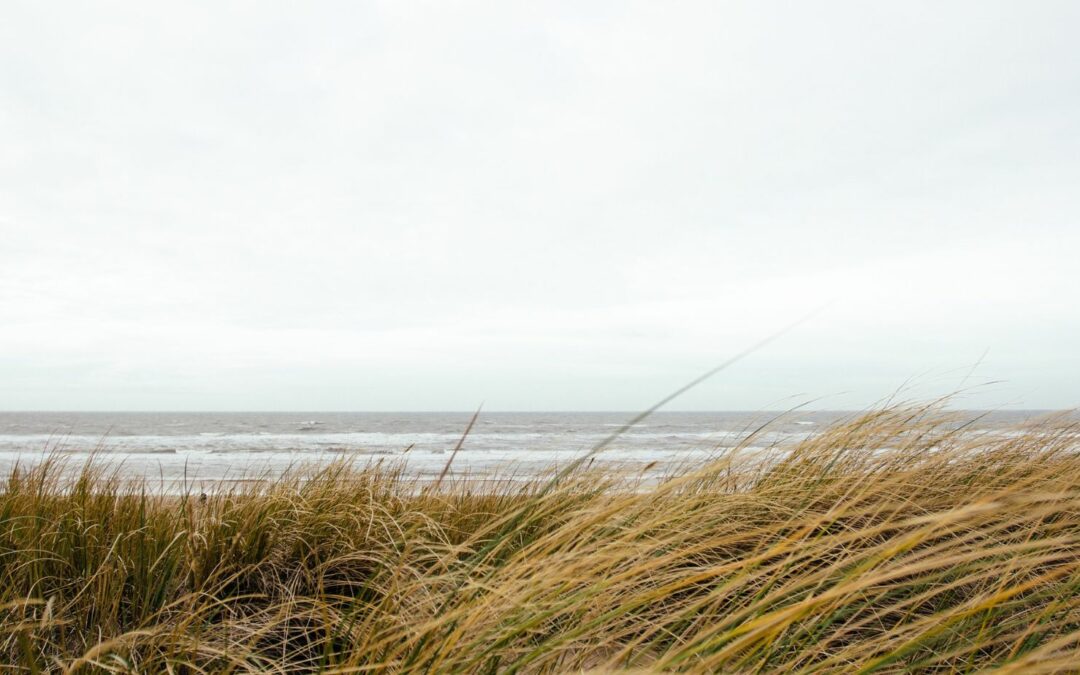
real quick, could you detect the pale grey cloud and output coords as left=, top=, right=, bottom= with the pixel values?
left=1, top=1, right=1078, bottom=410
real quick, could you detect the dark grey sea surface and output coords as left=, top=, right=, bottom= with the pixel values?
left=0, top=410, right=1054, bottom=488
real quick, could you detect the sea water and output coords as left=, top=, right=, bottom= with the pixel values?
left=0, top=410, right=1048, bottom=490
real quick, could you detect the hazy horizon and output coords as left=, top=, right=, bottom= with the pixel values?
left=0, top=408, right=1062, bottom=413
left=0, top=399, right=1067, bottom=415
left=3, top=2, right=1079, bottom=411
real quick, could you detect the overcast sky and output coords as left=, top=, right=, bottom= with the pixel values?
left=2, top=1, right=1078, bottom=411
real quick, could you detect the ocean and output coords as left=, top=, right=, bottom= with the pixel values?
left=0, top=410, right=1048, bottom=490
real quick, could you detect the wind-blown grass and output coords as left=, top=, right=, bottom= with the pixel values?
left=1, top=404, right=1078, bottom=672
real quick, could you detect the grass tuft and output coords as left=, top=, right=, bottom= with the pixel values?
left=1, top=404, right=1078, bottom=672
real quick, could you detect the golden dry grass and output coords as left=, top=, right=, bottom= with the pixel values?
left=1, top=404, right=1078, bottom=673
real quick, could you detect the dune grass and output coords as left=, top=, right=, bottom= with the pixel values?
left=1, top=404, right=1078, bottom=673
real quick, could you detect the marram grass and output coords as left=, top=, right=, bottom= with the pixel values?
left=1, top=405, right=1078, bottom=673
